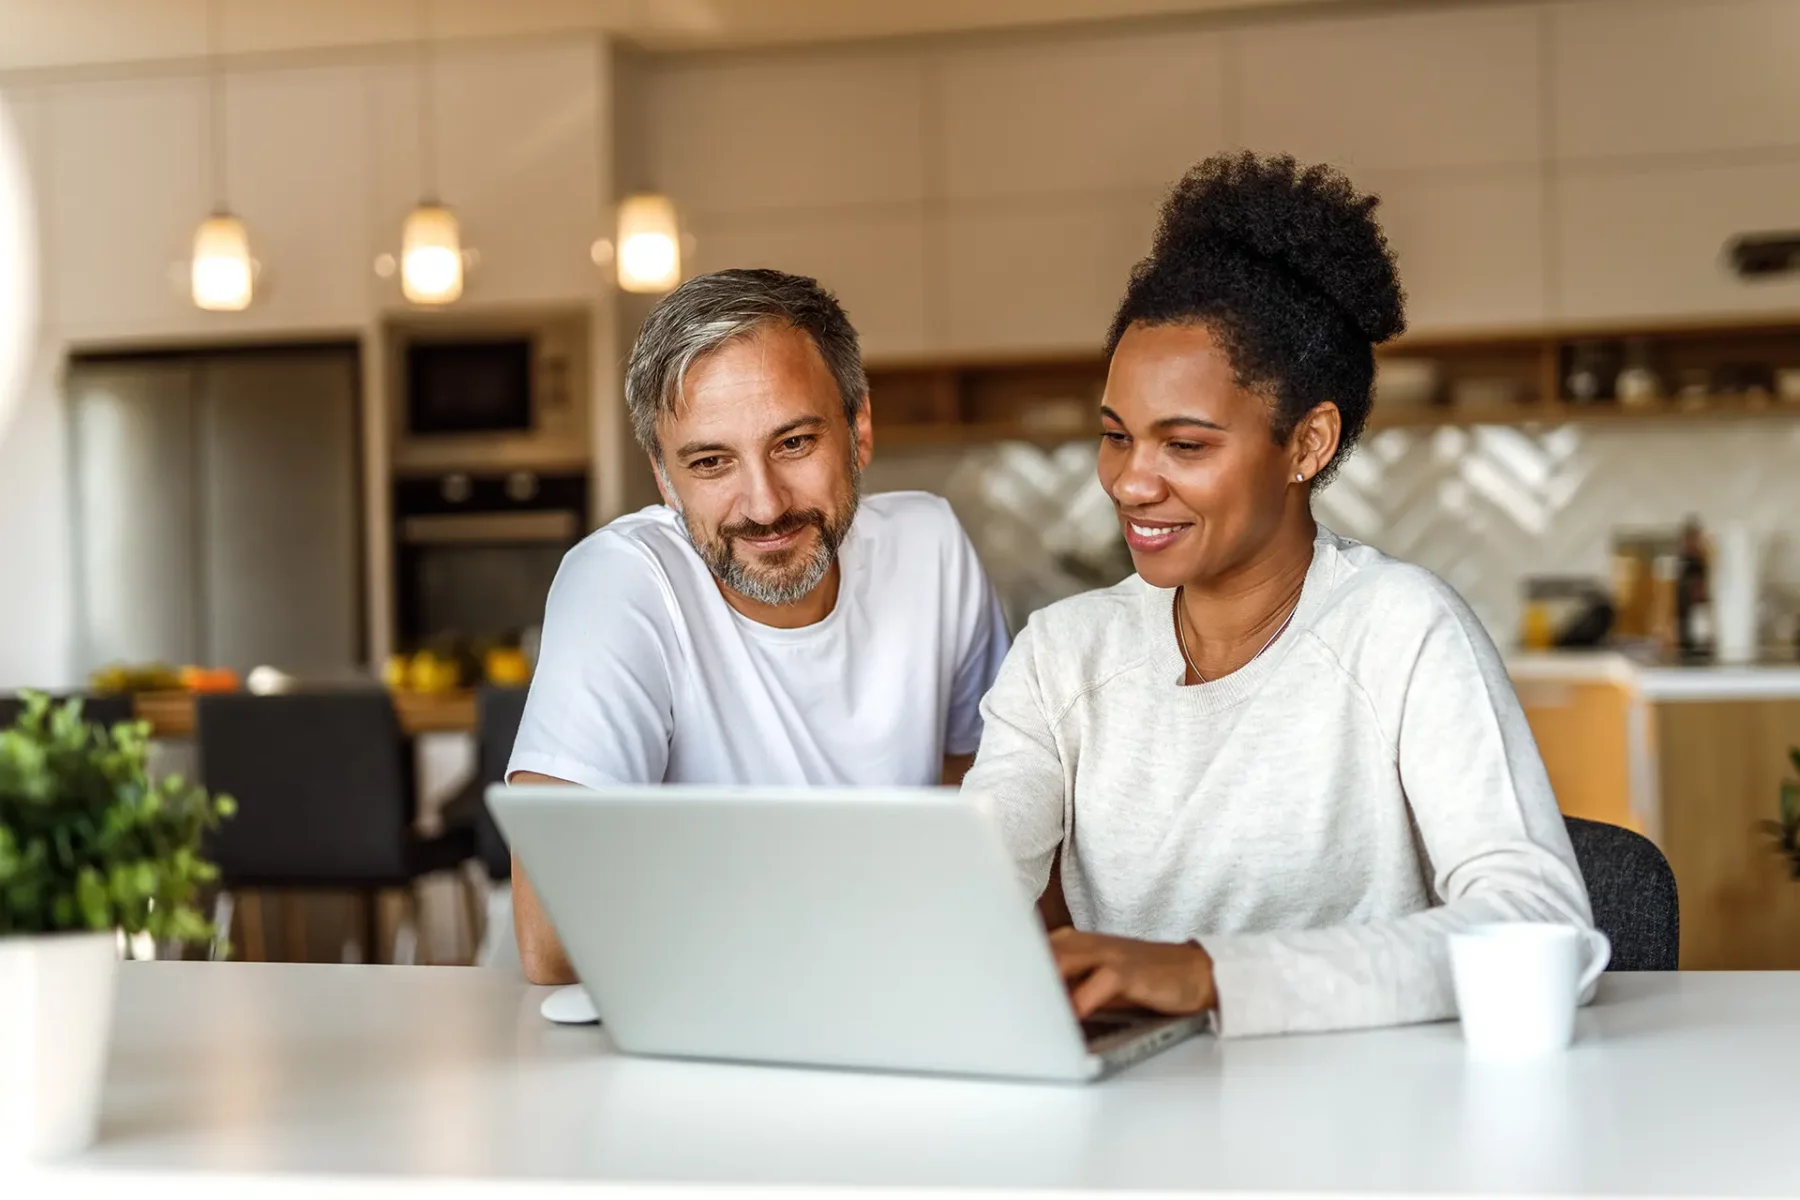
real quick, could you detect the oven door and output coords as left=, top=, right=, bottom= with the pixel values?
left=396, top=511, right=579, bottom=649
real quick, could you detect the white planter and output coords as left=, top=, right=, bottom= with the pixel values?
left=0, top=931, right=119, bottom=1160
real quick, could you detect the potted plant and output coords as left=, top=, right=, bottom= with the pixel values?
left=1760, top=747, right=1800, bottom=880
left=0, top=692, right=233, bottom=1159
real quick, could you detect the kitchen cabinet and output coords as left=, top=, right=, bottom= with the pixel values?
left=1511, top=653, right=1800, bottom=970
left=1658, top=698, right=1800, bottom=970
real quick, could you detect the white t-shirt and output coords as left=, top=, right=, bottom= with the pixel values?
left=508, top=491, right=1010, bottom=790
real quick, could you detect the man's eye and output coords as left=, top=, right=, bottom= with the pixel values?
left=689, top=456, right=724, bottom=472
left=779, top=435, right=815, bottom=453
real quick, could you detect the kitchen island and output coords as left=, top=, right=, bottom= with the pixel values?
left=1509, top=651, right=1800, bottom=969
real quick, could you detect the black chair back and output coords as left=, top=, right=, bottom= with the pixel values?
left=0, top=692, right=136, bottom=734
left=473, top=686, right=529, bottom=879
left=196, top=690, right=420, bottom=886
left=1564, top=815, right=1680, bottom=971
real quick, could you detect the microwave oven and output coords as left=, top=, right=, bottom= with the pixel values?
left=389, top=311, right=590, bottom=473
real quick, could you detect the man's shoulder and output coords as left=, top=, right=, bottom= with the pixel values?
left=856, top=490, right=963, bottom=546
left=555, top=506, right=693, bottom=606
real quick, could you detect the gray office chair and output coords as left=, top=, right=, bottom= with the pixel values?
left=195, top=690, right=476, bottom=964
left=1564, top=815, right=1680, bottom=971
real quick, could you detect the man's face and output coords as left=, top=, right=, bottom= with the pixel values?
left=654, top=322, right=872, bottom=609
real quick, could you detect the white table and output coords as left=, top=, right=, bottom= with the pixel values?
left=26, top=963, right=1800, bottom=1196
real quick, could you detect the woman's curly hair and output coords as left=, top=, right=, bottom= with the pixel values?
left=1106, top=152, right=1405, bottom=485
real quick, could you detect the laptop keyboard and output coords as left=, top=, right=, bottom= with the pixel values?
left=1080, top=1012, right=1154, bottom=1045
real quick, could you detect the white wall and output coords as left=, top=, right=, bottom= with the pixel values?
left=0, top=34, right=612, bottom=687
left=638, top=0, right=1800, bottom=356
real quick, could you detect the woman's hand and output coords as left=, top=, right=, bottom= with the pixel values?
left=1050, top=928, right=1218, bottom=1019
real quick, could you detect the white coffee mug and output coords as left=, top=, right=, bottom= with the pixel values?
left=1448, top=922, right=1611, bottom=1061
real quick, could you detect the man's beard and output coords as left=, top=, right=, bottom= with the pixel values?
left=678, top=459, right=861, bottom=608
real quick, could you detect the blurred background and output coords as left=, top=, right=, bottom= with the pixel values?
left=1, top=0, right=1799, bottom=972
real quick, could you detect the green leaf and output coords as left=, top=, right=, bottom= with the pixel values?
left=0, top=695, right=233, bottom=939
left=76, top=867, right=110, bottom=930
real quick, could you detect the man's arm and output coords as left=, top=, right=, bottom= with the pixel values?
left=509, top=771, right=579, bottom=985
left=942, top=753, right=975, bottom=786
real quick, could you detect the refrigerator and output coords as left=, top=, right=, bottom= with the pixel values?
left=66, top=346, right=363, bottom=677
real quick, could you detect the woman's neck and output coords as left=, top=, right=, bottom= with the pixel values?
left=1175, top=514, right=1317, bottom=683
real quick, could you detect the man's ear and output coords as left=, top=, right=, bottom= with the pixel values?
left=853, top=393, right=874, bottom=471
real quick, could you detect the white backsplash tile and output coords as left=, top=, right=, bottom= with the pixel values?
left=865, top=417, right=1800, bottom=646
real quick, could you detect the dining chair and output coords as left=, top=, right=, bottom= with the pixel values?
left=1563, top=815, right=1680, bottom=971
left=195, top=689, right=476, bottom=964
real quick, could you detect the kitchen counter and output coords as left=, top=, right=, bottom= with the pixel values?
left=1509, top=649, right=1800, bottom=701
left=132, top=688, right=479, bottom=738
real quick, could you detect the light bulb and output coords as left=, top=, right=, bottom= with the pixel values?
left=616, top=194, right=681, bottom=293
left=401, top=203, right=463, bottom=305
left=190, top=213, right=254, bottom=312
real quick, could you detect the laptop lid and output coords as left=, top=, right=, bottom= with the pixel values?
left=489, top=784, right=1097, bottom=1082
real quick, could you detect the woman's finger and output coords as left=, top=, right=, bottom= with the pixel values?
left=1069, top=964, right=1126, bottom=1018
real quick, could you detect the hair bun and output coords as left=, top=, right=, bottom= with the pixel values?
left=1151, top=152, right=1405, bottom=344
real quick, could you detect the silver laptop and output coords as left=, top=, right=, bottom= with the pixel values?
left=488, top=783, right=1207, bottom=1083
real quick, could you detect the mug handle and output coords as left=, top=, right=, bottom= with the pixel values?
left=1577, top=928, right=1612, bottom=995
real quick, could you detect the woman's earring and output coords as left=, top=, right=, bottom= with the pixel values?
left=1295, top=473, right=1306, bottom=483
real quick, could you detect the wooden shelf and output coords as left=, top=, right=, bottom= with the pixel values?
left=869, top=317, right=1800, bottom=448
left=1369, top=395, right=1800, bottom=433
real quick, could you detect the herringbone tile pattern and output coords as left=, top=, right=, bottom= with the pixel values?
left=865, top=419, right=1800, bottom=642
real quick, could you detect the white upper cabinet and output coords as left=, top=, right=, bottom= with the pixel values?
left=1236, top=6, right=1541, bottom=172
left=1553, top=0, right=1800, bottom=159
left=646, top=51, right=926, bottom=217
left=1368, top=172, right=1549, bottom=334
left=684, top=209, right=930, bottom=360
left=225, top=65, right=373, bottom=328
left=942, top=194, right=1157, bottom=355
left=936, top=30, right=1227, bottom=200
left=46, top=75, right=210, bottom=336
left=1555, top=158, right=1800, bottom=320
left=426, top=38, right=603, bottom=306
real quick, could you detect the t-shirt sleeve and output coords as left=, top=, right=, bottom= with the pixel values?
left=1203, top=580, right=1598, bottom=1039
left=506, top=536, right=675, bottom=790
left=943, top=516, right=1011, bottom=757
left=958, top=620, right=1066, bottom=903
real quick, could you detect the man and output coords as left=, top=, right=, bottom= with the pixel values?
left=508, top=268, right=1010, bottom=984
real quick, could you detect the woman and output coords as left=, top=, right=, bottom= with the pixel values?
left=961, top=152, right=1595, bottom=1039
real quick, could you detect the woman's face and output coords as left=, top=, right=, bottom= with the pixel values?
left=1097, top=320, right=1327, bottom=591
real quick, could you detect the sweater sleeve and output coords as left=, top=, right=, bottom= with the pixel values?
left=958, top=620, right=1067, bottom=906
left=1201, top=584, right=1600, bottom=1039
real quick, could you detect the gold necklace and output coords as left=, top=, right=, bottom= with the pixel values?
left=1174, top=586, right=1299, bottom=685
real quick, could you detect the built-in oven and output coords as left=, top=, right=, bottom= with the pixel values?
left=393, top=470, right=588, bottom=652
left=388, top=310, right=590, bottom=474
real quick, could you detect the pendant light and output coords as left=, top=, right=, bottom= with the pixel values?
left=614, top=194, right=682, bottom=294
left=190, top=0, right=254, bottom=312
left=400, top=0, right=461, bottom=305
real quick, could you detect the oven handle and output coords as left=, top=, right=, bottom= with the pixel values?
left=398, top=511, right=580, bottom=545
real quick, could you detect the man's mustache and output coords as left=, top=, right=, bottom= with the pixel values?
left=721, top=510, right=826, bottom=543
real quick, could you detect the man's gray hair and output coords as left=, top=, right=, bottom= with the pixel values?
left=624, top=268, right=868, bottom=458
